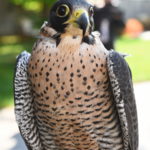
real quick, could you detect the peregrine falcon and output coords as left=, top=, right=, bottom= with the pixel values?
left=14, top=0, right=138, bottom=149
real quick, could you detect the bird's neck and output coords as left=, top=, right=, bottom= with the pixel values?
left=57, top=24, right=85, bottom=52
left=58, top=33, right=82, bottom=52
left=40, top=22, right=84, bottom=52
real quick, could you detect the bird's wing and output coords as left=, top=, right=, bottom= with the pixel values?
left=107, top=50, right=138, bottom=150
left=14, top=51, right=42, bottom=150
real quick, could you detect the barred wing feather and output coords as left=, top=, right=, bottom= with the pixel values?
left=14, top=51, right=42, bottom=150
left=107, top=51, right=138, bottom=150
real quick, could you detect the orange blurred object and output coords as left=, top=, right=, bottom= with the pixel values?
left=124, top=19, right=144, bottom=38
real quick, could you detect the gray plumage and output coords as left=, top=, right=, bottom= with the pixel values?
left=107, top=50, right=138, bottom=149
left=14, top=51, right=42, bottom=150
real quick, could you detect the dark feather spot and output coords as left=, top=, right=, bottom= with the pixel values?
left=46, top=96, right=49, bottom=100
left=52, top=108, right=57, bottom=112
left=69, top=101, right=73, bottom=104
left=84, top=91, right=88, bottom=95
left=70, top=73, right=74, bottom=77
left=44, top=90, right=47, bottom=94
left=46, top=72, right=50, bottom=76
left=82, top=65, right=85, bottom=69
left=80, top=60, right=83, bottom=64
left=93, top=69, right=96, bottom=72
left=50, top=83, right=53, bottom=87
left=73, top=36, right=77, bottom=39
left=53, top=101, right=56, bottom=105
left=56, top=73, right=59, bottom=77
left=42, top=59, right=45, bottom=63
left=55, top=90, right=59, bottom=94
left=77, top=74, right=82, bottom=78
left=77, top=69, right=80, bottom=73
left=64, top=67, right=67, bottom=71
left=70, top=83, right=74, bottom=87
left=87, top=85, right=91, bottom=90
left=75, top=97, right=82, bottom=100
left=61, top=86, right=64, bottom=90
left=83, top=77, right=87, bottom=81
left=46, top=78, right=49, bottom=82
left=90, top=75, right=94, bottom=79
left=66, top=91, right=70, bottom=95
left=91, top=60, right=94, bottom=63
left=97, top=81, right=101, bottom=85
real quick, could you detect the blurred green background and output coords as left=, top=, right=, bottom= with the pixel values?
left=0, top=0, right=150, bottom=108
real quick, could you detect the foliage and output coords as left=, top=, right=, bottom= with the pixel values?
left=10, top=0, right=56, bottom=12
left=9, top=0, right=57, bottom=30
left=0, top=38, right=34, bottom=108
left=116, top=37, right=150, bottom=82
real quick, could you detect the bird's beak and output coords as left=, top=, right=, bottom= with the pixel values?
left=64, top=9, right=90, bottom=36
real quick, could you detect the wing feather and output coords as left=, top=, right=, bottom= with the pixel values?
left=14, top=51, right=42, bottom=150
left=107, top=51, right=138, bottom=150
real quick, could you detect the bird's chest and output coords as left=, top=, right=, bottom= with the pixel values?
left=28, top=45, right=116, bottom=149
left=28, top=45, right=108, bottom=112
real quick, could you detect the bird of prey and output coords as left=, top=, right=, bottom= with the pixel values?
left=14, top=0, right=138, bottom=149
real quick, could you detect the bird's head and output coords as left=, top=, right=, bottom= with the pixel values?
left=48, top=0, right=94, bottom=41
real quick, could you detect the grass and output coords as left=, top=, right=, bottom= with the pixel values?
left=0, top=36, right=150, bottom=108
left=0, top=38, right=34, bottom=108
left=115, top=37, right=150, bottom=82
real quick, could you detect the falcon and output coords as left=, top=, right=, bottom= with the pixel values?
left=14, top=0, right=138, bottom=149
